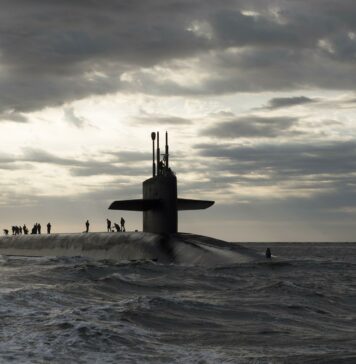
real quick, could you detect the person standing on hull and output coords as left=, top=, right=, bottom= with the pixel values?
left=47, top=222, right=51, bottom=234
left=106, top=219, right=111, bottom=232
left=31, top=223, right=37, bottom=234
left=120, top=217, right=125, bottom=232
left=85, top=220, right=90, bottom=233
left=38, top=223, right=41, bottom=234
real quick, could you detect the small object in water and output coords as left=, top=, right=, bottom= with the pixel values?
left=265, top=248, right=272, bottom=259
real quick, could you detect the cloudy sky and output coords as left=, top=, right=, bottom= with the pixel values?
left=1, top=0, right=356, bottom=241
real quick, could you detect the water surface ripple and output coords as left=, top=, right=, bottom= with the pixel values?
left=0, top=242, right=355, bottom=363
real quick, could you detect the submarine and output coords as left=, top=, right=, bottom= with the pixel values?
left=0, top=132, right=261, bottom=266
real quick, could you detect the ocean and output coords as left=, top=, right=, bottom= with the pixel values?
left=0, top=242, right=355, bottom=363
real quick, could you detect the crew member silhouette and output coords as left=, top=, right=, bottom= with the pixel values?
left=23, top=225, right=28, bottom=234
left=120, top=217, right=125, bottom=232
left=114, top=223, right=121, bottom=232
left=31, top=224, right=37, bottom=234
left=85, top=220, right=90, bottom=233
left=106, top=219, right=111, bottom=232
left=38, top=223, right=41, bottom=234
left=47, top=222, right=51, bottom=234
left=3, top=229, right=9, bottom=235
left=265, top=248, right=272, bottom=259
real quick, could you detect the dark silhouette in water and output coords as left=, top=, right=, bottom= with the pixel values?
left=114, top=223, right=121, bottom=232
left=106, top=219, right=111, bottom=232
left=266, top=248, right=272, bottom=259
left=85, top=220, right=90, bottom=233
left=47, top=222, right=51, bottom=234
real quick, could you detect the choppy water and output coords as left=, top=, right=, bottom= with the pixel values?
left=1, top=242, right=356, bottom=363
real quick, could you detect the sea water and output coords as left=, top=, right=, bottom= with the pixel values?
left=0, top=242, right=355, bottom=363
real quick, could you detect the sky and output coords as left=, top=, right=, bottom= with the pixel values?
left=0, top=0, right=356, bottom=241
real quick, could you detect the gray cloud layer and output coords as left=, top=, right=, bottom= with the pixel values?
left=1, top=0, right=356, bottom=114
left=202, top=115, right=300, bottom=138
left=195, top=140, right=356, bottom=190
left=0, top=148, right=149, bottom=177
left=265, top=96, right=317, bottom=109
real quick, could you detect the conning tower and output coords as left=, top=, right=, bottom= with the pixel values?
left=109, top=132, right=214, bottom=234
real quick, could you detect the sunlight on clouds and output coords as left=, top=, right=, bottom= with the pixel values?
left=121, top=59, right=210, bottom=90
left=187, top=20, right=213, bottom=40
left=318, top=39, right=335, bottom=54
left=240, top=10, right=260, bottom=17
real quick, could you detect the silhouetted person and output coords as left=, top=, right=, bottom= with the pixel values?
left=38, top=223, right=41, bottom=234
left=106, top=219, right=111, bottom=232
left=3, top=229, right=9, bottom=235
left=12, top=226, right=15, bottom=235
left=114, top=223, right=121, bottom=232
left=33, top=223, right=38, bottom=234
left=47, top=222, right=51, bottom=234
left=120, top=217, right=125, bottom=232
left=266, top=248, right=272, bottom=259
left=19, top=226, right=22, bottom=234
left=23, top=225, right=28, bottom=235
left=85, top=220, right=90, bottom=233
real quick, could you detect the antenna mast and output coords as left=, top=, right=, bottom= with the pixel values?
left=165, top=131, right=169, bottom=170
left=156, top=131, right=160, bottom=175
left=151, top=132, right=156, bottom=177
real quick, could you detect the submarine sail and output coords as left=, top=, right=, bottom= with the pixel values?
left=109, top=131, right=214, bottom=234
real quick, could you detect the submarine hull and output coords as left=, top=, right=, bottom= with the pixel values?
left=0, top=232, right=261, bottom=266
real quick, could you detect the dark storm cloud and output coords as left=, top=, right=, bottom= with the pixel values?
left=0, top=0, right=356, bottom=113
left=0, top=0, right=214, bottom=113
left=265, top=96, right=317, bottom=109
left=202, top=115, right=300, bottom=138
left=209, top=9, right=307, bottom=48
left=0, top=111, right=28, bottom=123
